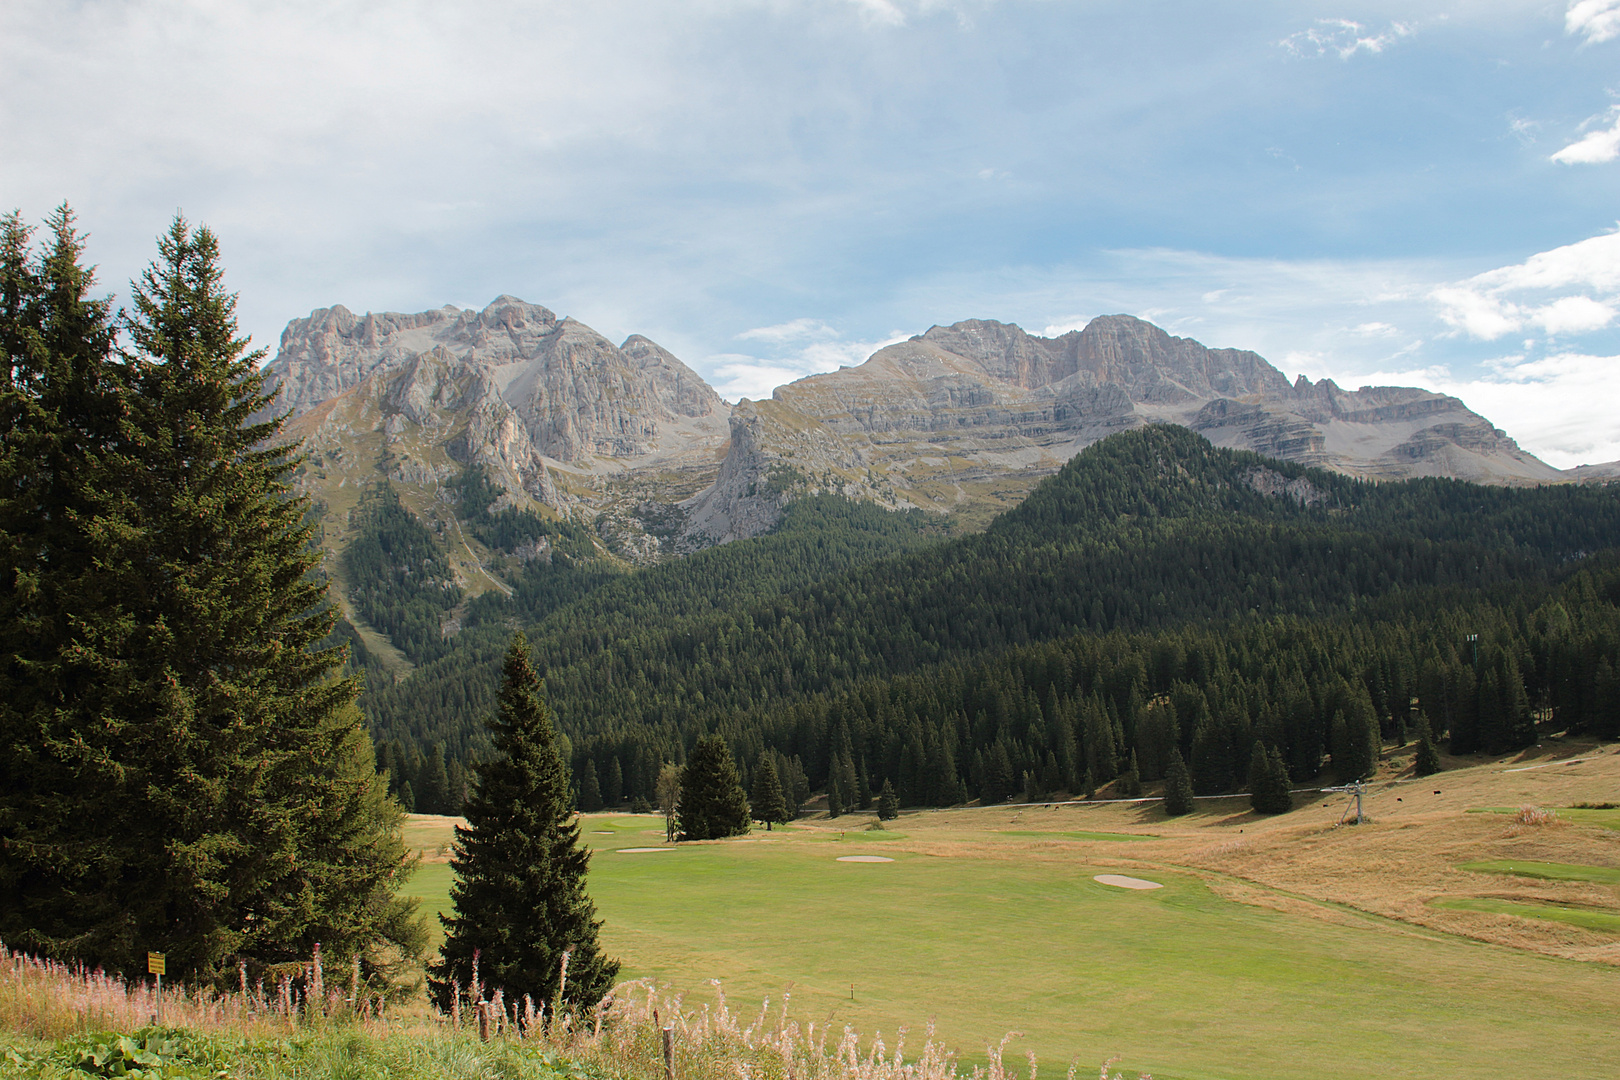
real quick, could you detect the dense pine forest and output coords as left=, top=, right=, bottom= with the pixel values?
left=365, top=426, right=1620, bottom=815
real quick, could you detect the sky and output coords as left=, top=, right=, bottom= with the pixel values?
left=3, top=0, right=1619, bottom=467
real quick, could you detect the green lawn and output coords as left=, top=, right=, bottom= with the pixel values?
left=1458, top=859, right=1620, bottom=885
left=1431, top=896, right=1620, bottom=933
left=404, top=815, right=1620, bottom=1079
left=400, top=861, right=455, bottom=946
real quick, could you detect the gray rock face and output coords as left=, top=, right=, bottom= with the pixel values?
left=266, top=299, right=1573, bottom=559
left=268, top=296, right=727, bottom=470
left=680, top=314, right=1564, bottom=542
left=269, top=298, right=731, bottom=576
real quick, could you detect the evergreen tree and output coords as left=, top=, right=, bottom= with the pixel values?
left=1162, top=748, right=1194, bottom=816
left=605, top=756, right=625, bottom=806
left=419, top=744, right=451, bottom=814
left=678, top=735, right=751, bottom=840
left=0, top=211, right=422, bottom=983
left=1336, top=684, right=1381, bottom=780
left=430, top=633, right=618, bottom=1011
left=1118, top=750, right=1142, bottom=797
left=578, top=759, right=603, bottom=812
left=1413, top=713, right=1442, bottom=777
left=877, top=778, right=899, bottom=820
left=1249, top=743, right=1294, bottom=814
left=749, top=756, right=790, bottom=829
left=982, top=742, right=1016, bottom=805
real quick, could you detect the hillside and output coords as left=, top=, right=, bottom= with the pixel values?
left=263, top=300, right=1576, bottom=594
left=367, top=426, right=1620, bottom=812
left=687, top=315, right=1562, bottom=541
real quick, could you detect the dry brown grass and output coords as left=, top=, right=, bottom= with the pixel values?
left=797, top=737, right=1620, bottom=965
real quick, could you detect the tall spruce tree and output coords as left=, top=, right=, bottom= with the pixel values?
left=1162, top=748, right=1195, bottom=816
left=1249, top=743, right=1294, bottom=814
left=679, top=735, right=751, bottom=840
left=578, top=759, right=603, bottom=812
left=877, top=778, right=899, bottom=820
left=0, top=210, right=421, bottom=984
left=1413, top=713, right=1442, bottom=777
left=431, top=632, right=618, bottom=1011
left=749, top=755, right=789, bottom=830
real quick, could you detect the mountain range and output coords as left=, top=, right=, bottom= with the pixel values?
left=266, top=296, right=1583, bottom=586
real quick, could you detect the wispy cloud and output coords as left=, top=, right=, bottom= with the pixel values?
left=1341, top=351, right=1620, bottom=468
left=736, top=318, right=839, bottom=343
left=1567, top=0, right=1620, bottom=45
left=1280, top=18, right=1413, bottom=59
left=709, top=329, right=908, bottom=401
left=1431, top=228, right=1620, bottom=340
left=1551, top=106, right=1620, bottom=164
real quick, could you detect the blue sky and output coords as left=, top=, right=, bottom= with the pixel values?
left=4, top=0, right=1619, bottom=465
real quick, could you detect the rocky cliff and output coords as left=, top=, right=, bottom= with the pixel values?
left=266, top=297, right=731, bottom=596
left=264, top=300, right=1573, bottom=562
left=680, top=315, right=1564, bottom=542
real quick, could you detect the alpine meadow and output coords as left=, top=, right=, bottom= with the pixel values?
left=7, top=4, right=1620, bottom=1078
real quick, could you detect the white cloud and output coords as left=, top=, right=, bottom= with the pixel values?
left=707, top=331, right=908, bottom=401
left=1432, top=228, right=1620, bottom=339
left=1041, top=317, right=1092, bottom=336
left=1347, top=351, right=1620, bottom=468
left=1551, top=106, right=1620, bottom=164
left=1280, top=18, right=1413, bottom=59
left=1567, top=0, right=1620, bottom=44
left=737, top=318, right=839, bottom=343
left=1531, top=295, right=1615, bottom=334
left=841, top=0, right=982, bottom=28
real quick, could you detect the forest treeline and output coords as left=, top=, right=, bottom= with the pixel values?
left=363, top=426, right=1620, bottom=814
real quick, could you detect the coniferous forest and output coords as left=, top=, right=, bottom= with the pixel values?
left=365, top=424, right=1620, bottom=816
left=0, top=208, right=423, bottom=985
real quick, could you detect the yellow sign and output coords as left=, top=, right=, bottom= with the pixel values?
left=147, top=952, right=166, bottom=976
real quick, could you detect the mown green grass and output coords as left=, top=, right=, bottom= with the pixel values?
left=1458, top=859, right=1620, bottom=884
left=1430, top=896, right=1620, bottom=933
left=403, top=815, right=1620, bottom=1080
left=400, top=862, right=455, bottom=947
left=586, top=826, right=1618, bottom=1079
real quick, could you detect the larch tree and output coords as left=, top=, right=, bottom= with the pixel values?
left=431, top=632, right=618, bottom=1012
left=0, top=210, right=422, bottom=985
left=655, top=762, right=682, bottom=842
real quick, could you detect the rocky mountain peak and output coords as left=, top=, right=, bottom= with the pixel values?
left=682, top=314, right=1563, bottom=543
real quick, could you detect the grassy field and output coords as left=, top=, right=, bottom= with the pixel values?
left=1458, top=859, right=1620, bottom=885
left=1430, top=895, right=1620, bottom=932
left=401, top=741, right=1620, bottom=1080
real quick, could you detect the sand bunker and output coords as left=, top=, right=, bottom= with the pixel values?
left=837, top=855, right=895, bottom=863
left=1094, top=874, right=1162, bottom=890
left=617, top=847, right=677, bottom=853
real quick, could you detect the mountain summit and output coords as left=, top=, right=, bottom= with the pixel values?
left=262, top=301, right=1563, bottom=568
left=682, top=315, right=1560, bottom=542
